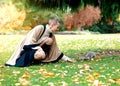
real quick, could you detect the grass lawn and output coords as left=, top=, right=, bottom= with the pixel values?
left=0, top=34, right=120, bottom=86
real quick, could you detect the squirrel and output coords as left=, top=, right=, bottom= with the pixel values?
left=77, top=51, right=98, bottom=61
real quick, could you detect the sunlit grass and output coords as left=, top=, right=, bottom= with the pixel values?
left=0, top=34, right=120, bottom=86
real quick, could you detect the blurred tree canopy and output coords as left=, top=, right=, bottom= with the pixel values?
left=27, top=0, right=120, bottom=33
left=0, top=0, right=120, bottom=33
left=19, top=0, right=119, bottom=21
left=27, top=0, right=120, bottom=19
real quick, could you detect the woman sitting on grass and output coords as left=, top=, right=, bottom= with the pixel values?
left=5, top=18, right=74, bottom=67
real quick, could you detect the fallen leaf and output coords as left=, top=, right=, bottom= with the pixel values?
left=15, top=83, right=21, bottom=86
left=0, top=79, right=4, bottom=82
left=38, top=68, right=55, bottom=78
left=19, top=78, right=30, bottom=86
left=13, top=70, right=20, bottom=75
left=22, top=72, right=30, bottom=78
left=61, top=81, right=68, bottom=86
left=0, top=73, right=5, bottom=78
left=108, top=78, right=120, bottom=85
left=86, top=74, right=94, bottom=82
left=79, top=70, right=85, bottom=74
left=61, top=72, right=67, bottom=78
left=113, top=78, right=120, bottom=84
left=43, top=72, right=55, bottom=78
left=96, top=55, right=102, bottom=61
left=38, top=68, right=47, bottom=74
left=92, top=80, right=101, bottom=86
left=84, top=64, right=92, bottom=70
left=72, top=78, right=79, bottom=84
left=48, top=82, right=54, bottom=86
left=93, top=72, right=100, bottom=78
left=0, top=65, right=5, bottom=68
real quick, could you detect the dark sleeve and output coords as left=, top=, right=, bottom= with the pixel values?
left=41, top=44, right=50, bottom=53
left=49, top=33, right=53, bottom=37
left=23, top=44, right=40, bottom=50
left=41, top=33, right=52, bottom=52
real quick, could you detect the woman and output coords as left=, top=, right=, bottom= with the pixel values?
left=5, top=18, right=73, bottom=66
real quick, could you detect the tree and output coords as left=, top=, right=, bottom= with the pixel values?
left=63, top=5, right=101, bottom=30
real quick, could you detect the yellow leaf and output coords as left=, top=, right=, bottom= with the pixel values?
left=0, top=65, right=5, bottom=68
left=108, top=78, right=120, bottom=85
left=48, top=82, right=54, bottom=86
left=108, top=79, right=115, bottom=83
left=38, top=68, right=55, bottom=78
left=22, top=72, right=30, bottom=78
left=61, top=81, right=68, bottom=86
left=38, top=69, right=47, bottom=74
left=93, top=72, right=100, bottom=77
left=84, top=64, right=92, bottom=70
left=19, top=78, right=30, bottom=86
left=96, top=55, right=102, bottom=61
left=72, top=78, right=79, bottom=84
left=43, top=72, right=55, bottom=78
left=92, top=80, right=101, bottom=86
left=113, top=78, right=120, bottom=85
left=61, top=73, right=67, bottom=78
left=86, top=74, right=94, bottom=82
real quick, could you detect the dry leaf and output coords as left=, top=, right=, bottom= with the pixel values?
left=92, top=80, right=102, bottom=86
left=72, top=78, right=79, bottom=84
left=113, top=78, right=120, bottom=84
left=61, top=81, right=68, bottom=86
left=61, top=72, right=67, bottom=78
left=79, top=70, right=84, bottom=74
left=15, top=83, right=21, bottom=86
left=22, top=72, right=30, bottom=78
left=86, top=74, right=94, bottom=82
left=43, top=72, right=55, bottom=78
left=19, top=78, right=30, bottom=86
left=38, top=69, right=47, bottom=74
left=108, top=78, right=120, bottom=85
left=13, top=70, right=20, bottom=75
left=0, top=79, right=4, bottom=82
left=93, top=72, right=100, bottom=78
left=0, top=73, right=5, bottom=78
left=38, top=68, right=55, bottom=78
left=48, top=82, right=54, bottom=86
left=96, top=55, right=102, bottom=61
left=84, top=64, right=92, bottom=70
left=0, top=65, right=5, bottom=68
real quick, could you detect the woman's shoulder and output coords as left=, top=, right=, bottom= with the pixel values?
left=34, top=25, right=44, bottom=30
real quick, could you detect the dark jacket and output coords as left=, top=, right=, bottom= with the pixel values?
left=15, top=44, right=39, bottom=67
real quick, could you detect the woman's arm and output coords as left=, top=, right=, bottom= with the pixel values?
left=23, top=44, right=40, bottom=50
left=40, top=38, right=53, bottom=46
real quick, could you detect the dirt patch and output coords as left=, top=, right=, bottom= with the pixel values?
left=99, top=50, right=120, bottom=56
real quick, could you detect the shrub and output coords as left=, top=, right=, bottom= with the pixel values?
left=63, top=5, right=101, bottom=30
left=0, top=1, right=26, bottom=34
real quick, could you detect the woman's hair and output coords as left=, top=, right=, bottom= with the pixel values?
left=49, top=18, right=60, bottom=25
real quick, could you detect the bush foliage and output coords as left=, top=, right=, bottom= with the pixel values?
left=0, top=1, right=26, bottom=34
left=0, top=0, right=120, bottom=33
left=63, top=5, right=101, bottom=30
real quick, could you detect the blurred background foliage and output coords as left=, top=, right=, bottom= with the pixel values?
left=0, top=0, right=120, bottom=34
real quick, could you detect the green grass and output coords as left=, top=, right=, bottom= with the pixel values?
left=0, top=34, right=120, bottom=86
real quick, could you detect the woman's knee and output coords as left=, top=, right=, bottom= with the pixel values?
left=34, top=50, right=46, bottom=60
